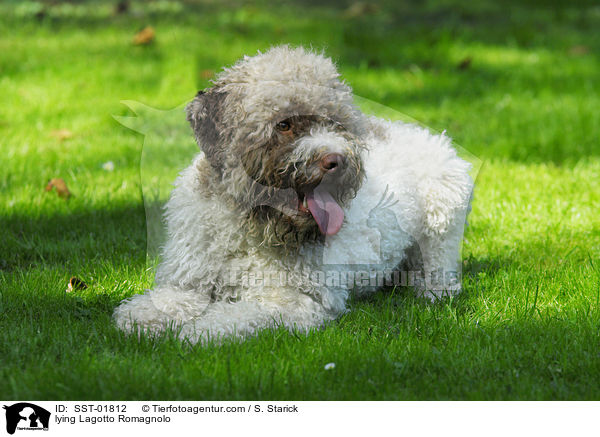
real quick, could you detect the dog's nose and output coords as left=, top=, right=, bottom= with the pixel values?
left=320, top=153, right=345, bottom=173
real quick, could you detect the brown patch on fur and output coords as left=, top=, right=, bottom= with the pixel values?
left=195, top=158, right=216, bottom=188
left=186, top=90, right=231, bottom=171
left=235, top=115, right=365, bottom=247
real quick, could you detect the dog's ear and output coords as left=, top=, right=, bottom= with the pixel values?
left=186, top=89, right=228, bottom=170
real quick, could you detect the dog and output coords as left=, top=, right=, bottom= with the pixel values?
left=113, top=46, right=474, bottom=343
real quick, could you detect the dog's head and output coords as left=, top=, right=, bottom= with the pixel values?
left=186, top=46, right=366, bottom=246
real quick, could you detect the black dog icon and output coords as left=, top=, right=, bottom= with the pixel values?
left=3, top=403, right=50, bottom=435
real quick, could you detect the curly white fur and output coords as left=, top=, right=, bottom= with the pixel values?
left=114, top=46, right=474, bottom=343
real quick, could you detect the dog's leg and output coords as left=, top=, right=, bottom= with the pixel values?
left=412, top=150, right=473, bottom=301
left=115, top=284, right=337, bottom=343
left=414, top=213, right=468, bottom=301
left=113, top=287, right=212, bottom=335
left=113, top=291, right=171, bottom=334
left=176, top=291, right=337, bottom=343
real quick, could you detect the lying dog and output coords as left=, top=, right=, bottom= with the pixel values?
left=114, top=46, right=473, bottom=342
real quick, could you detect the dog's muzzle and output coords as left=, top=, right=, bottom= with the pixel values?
left=295, top=152, right=350, bottom=236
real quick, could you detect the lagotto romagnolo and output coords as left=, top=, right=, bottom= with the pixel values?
left=114, top=46, right=474, bottom=343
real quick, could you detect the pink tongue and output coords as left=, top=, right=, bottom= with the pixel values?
left=306, top=188, right=344, bottom=235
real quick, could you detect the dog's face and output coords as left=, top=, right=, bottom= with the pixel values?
left=186, top=62, right=366, bottom=246
left=240, top=113, right=365, bottom=239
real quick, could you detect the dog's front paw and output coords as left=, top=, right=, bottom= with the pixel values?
left=113, top=290, right=170, bottom=331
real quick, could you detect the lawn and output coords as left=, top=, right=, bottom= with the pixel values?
left=1, top=0, right=599, bottom=400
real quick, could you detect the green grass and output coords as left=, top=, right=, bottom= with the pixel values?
left=1, top=0, right=600, bottom=400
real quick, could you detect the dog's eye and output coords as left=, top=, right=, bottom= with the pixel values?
left=276, top=121, right=291, bottom=132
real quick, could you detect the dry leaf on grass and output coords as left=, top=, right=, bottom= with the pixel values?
left=66, top=276, right=88, bottom=293
left=133, top=26, right=155, bottom=45
left=457, top=57, right=472, bottom=70
left=45, top=178, right=72, bottom=199
left=50, top=129, right=73, bottom=141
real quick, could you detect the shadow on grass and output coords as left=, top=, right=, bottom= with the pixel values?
left=0, top=202, right=147, bottom=273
